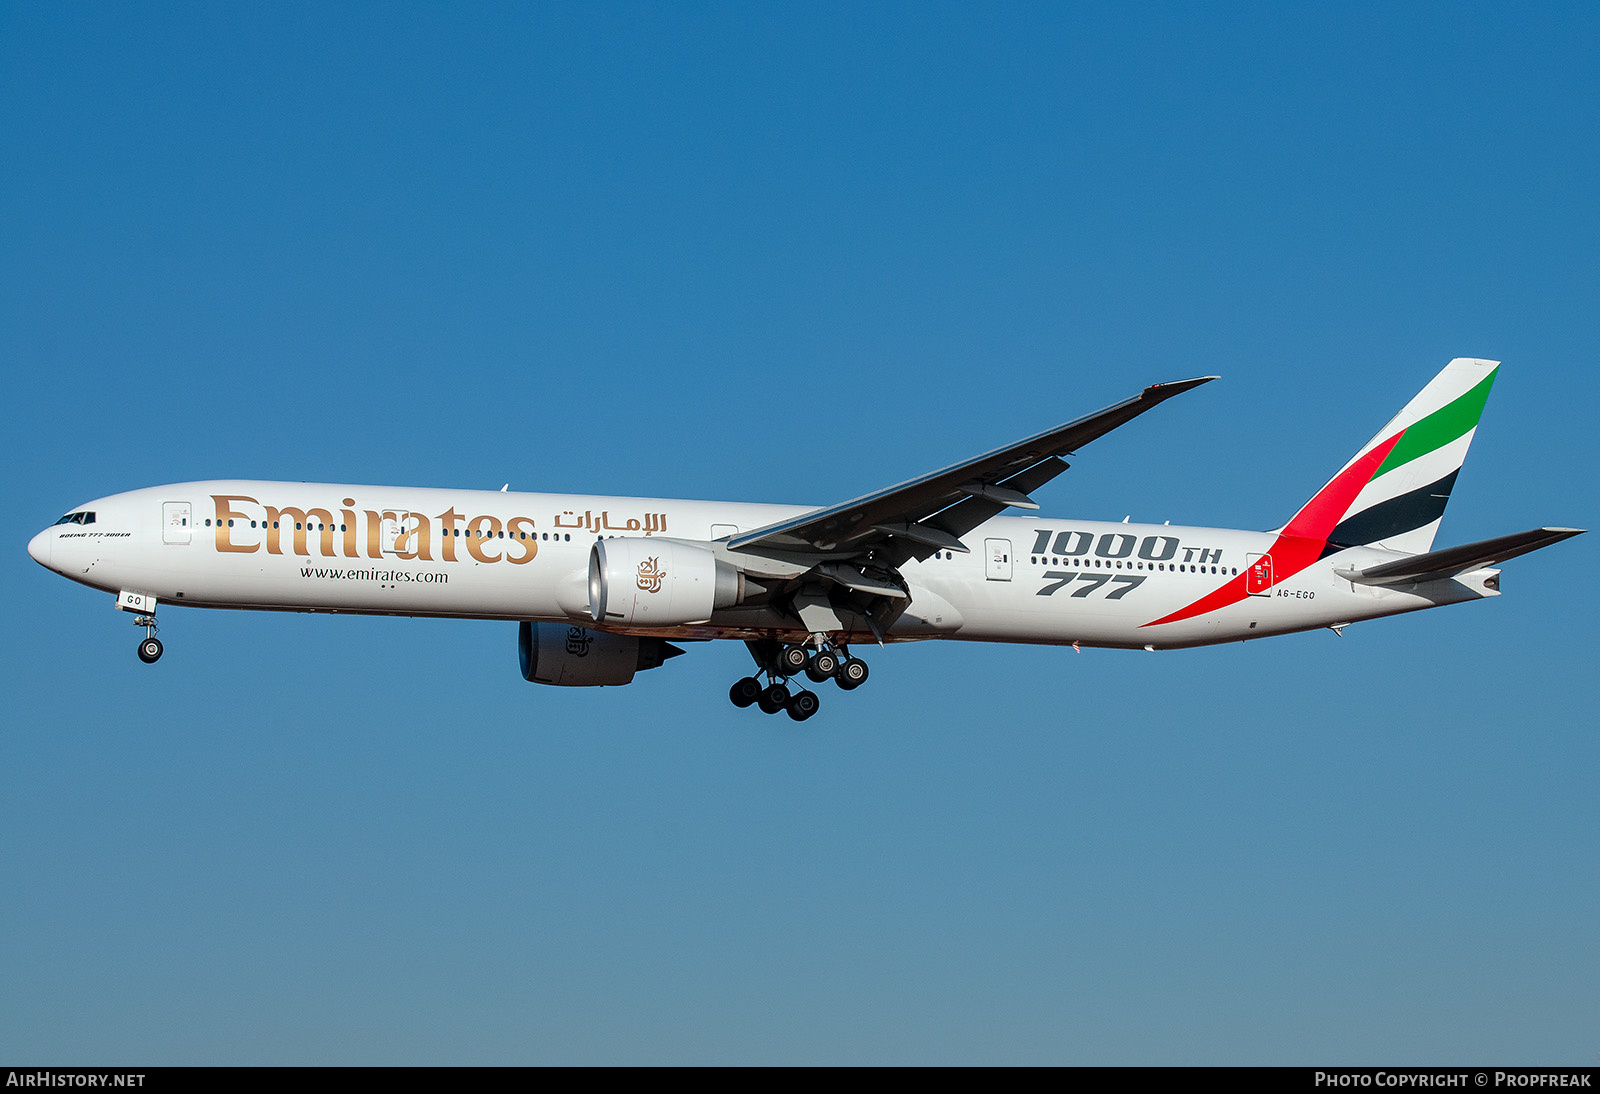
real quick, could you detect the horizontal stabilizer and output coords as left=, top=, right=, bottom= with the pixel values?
left=1335, top=527, right=1584, bottom=586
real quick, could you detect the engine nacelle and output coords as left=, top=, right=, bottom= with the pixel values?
left=518, top=621, right=681, bottom=687
left=588, top=538, right=740, bottom=627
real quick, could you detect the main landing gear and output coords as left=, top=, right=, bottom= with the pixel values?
left=729, top=638, right=869, bottom=722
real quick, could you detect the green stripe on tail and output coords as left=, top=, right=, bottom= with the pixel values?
left=1374, top=367, right=1498, bottom=478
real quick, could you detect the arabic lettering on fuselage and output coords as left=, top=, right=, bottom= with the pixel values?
left=552, top=510, right=667, bottom=533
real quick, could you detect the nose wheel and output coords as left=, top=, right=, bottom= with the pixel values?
left=132, top=612, right=162, bottom=663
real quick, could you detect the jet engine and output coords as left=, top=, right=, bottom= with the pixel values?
left=588, top=537, right=742, bottom=627
left=518, top=621, right=682, bottom=687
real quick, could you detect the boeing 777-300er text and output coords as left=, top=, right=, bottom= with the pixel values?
left=29, top=358, right=1583, bottom=720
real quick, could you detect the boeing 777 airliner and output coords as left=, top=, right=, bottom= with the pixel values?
left=28, top=358, right=1582, bottom=720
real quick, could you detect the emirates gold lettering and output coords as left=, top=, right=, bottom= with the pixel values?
left=212, top=495, right=259, bottom=554
left=437, top=507, right=462, bottom=562
left=340, top=499, right=361, bottom=558
left=505, top=517, right=538, bottom=564
left=363, top=509, right=386, bottom=558
left=466, top=515, right=502, bottom=563
left=394, top=512, right=431, bottom=560
left=211, top=494, right=539, bottom=566
left=262, top=506, right=327, bottom=555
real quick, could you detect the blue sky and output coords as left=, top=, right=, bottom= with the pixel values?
left=3, top=2, right=1597, bottom=1064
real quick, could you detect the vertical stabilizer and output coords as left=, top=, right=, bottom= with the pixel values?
left=1280, top=358, right=1499, bottom=554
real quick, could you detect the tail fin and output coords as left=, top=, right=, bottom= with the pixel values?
left=1280, top=357, right=1500, bottom=554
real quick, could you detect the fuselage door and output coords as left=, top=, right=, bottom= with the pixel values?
left=1246, top=552, right=1274, bottom=595
left=162, top=501, right=192, bottom=545
left=711, top=523, right=738, bottom=541
left=985, top=538, right=1012, bottom=581
left=381, top=512, right=407, bottom=554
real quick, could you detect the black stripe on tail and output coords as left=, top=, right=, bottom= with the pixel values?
left=1323, top=470, right=1459, bottom=553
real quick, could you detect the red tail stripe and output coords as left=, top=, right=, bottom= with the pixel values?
left=1282, top=432, right=1402, bottom=541
left=1142, top=431, right=1403, bottom=629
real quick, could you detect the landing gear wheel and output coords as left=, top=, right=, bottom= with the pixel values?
left=808, top=650, right=840, bottom=680
left=786, top=691, right=820, bottom=721
left=836, top=658, right=868, bottom=690
left=138, top=637, right=163, bottom=664
left=758, top=682, right=791, bottom=714
left=779, top=645, right=810, bottom=673
left=729, top=677, right=762, bottom=708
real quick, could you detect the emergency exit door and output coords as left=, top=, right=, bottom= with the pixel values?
left=162, top=501, right=192, bottom=545
left=985, top=538, right=1012, bottom=581
left=1246, top=552, right=1274, bottom=595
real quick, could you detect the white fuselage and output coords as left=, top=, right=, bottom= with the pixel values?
left=29, top=480, right=1495, bottom=651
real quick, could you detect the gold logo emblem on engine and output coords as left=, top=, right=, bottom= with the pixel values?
left=636, top=556, right=665, bottom=593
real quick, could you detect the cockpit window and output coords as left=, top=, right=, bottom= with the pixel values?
left=52, top=512, right=95, bottom=526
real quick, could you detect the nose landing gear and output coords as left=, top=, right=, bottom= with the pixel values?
left=133, top=614, right=162, bottom=663
left=116, top=591, right=165, bottom=664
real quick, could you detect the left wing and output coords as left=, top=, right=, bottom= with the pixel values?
left=728, top=377, right=1217, bottom=558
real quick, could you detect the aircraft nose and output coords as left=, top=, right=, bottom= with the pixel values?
left=28, top=528, right=52, bottom=568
